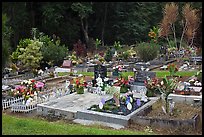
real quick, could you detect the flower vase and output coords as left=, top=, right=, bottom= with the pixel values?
left=76, top=87, right=84, bottom=94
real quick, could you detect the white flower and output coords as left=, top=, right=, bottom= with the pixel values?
left=104, top=77, right=109, bottom=82
left=161, top=81, right=164, bottom=85
left=96, top=77, right=103, bottom=87
left=189, top=79, right=195, bottom=82
left=28, top=80, right=32, bottom=85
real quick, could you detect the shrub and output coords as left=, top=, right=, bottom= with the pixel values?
left=122, top=51, right=130, bottom=60
left=104, top=48, right=113, bottom=62
left=11, top=38, right=32, bottom=62
left=136, top=42, right=159, bottom=62
left=41, top=37, right=68, bottom=66
left=18, top=39, right=43, bottom=73
left=73, top=40, right=87, bottom=57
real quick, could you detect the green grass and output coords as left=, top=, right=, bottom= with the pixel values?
left=58, top=71, right=197, bottom=78
left=2, top=114, right=151, bottom=135
left=153, top=71, right=198, bottom=78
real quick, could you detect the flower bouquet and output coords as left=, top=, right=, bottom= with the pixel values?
left=113, top=77, right=129, bottom=93
left=14, top=79, right=45, bottom=103
left=73, top=77, right=87, bottom=94
left=144, top=77, right=160, bottom=97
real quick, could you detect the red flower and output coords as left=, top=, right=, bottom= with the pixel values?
left=31, top=79, right=35, bottom=83
left=83, top=82, right=88, bottom=87
left=76, top=79, right=80, bottom=85
left=20, top=89, right=24, bottom=93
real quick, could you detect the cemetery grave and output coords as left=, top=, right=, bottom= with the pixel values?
left=131, top=98, right=201, bottom=129
left=2, top=2, right=202, bottom=134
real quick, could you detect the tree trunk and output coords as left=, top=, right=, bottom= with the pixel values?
left=189, top=26, right=199, bottom=47
left=180, top=21, right=187, bottom=49
left=80, top=17, right=89, bottom=46
left=172, top=24, right=177, bottom=48
left=101, top=2, right=108, bottom=47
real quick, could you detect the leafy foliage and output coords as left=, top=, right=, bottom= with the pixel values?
left=157, top=76, right=178, bottom=114
left=95, top=38, right=101, bottom=50
left=2, top=13, right=12, bottom=69
left=136, top=42, right=159, bottom=62
left=41, top=36, right=68, bottom=66
left=104, top=48, right=113, bottom=62
left=73, top=40, right=87, bottom=57
left=11, top=38, right=32, bottom=62
left=18, top=39, right=43, bottom=72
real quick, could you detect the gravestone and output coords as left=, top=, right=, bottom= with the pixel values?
left=131, top=70, right=155, bottom=96
left=62, top=60, right=72, bottom=68
left=94, top=65, right=107, bottom=80
left=190, top=56, right=202, bottom=65
left=134, top=70, right=156, bottom=83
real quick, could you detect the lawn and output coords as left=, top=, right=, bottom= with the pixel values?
left=2, top=113, right=152, bottom=135
left=58, top=71, right=197, bottom=78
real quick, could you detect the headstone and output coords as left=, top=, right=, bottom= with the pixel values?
left=62, top=60, right=73, bottom=68
left=94, top=65, right=107, bottom=80
left=134, top=70, right=156, bottom=82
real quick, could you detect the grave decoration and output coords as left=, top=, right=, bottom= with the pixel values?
left=9, top=79, right=45, bottom=104
left=73, top=76, right=87, bottom=94
left=188, top=76, right=202, bottom=87
left=88, top=90, right=150, bottom=116
left=89, top=75, right=110, bottom=95
left=94, top=64, right=107, bottom=80
left=104, top=86, right=121, bottom=106
left=112, top=65, right=123, bottom=76
left=174, top=81, right=201, bottom=96
left=113, top=76, right=129, bottom=93
left=144, top=77, right=161, bottom=97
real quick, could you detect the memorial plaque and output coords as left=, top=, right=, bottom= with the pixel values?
left=134, top=71, right=156, bottom=82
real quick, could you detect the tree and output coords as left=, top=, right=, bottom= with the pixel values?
left=101, top=2, right=108, bottom=47
left=18, top=39, right=43, bottom=73
left=159, top=2, right=201, bottom=49
left=2, top=13, right=12, bottom=69
left=71, top=2, right=93, bottom=46
left=182, top=4, right=200, bottom=47
left=41, top=35, right=68, bottom=66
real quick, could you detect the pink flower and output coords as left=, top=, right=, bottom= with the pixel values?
left=35, top=81, right=45, bottom=88
left=118, top=65, right=122, bottom=71
left=15, top=85, right=25, bottom=91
